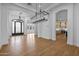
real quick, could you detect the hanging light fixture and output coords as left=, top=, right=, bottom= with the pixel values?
left=18, top=12, right=23, bottom=21
left=38, top=3, right=48, bottom=21
left=35, top=3, right=38, bottom=17
left=31, top=3, right=49, bottom=23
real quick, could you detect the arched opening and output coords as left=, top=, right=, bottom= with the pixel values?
left=55, top=9, right=68, bottom=44
left=12, top=19, right=24, bottom=35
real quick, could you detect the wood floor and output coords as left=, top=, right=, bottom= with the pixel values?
left=0, top=33, right=79, bottom=56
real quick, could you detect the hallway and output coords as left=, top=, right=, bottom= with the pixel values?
left=0, top=33, right=79, bottom=56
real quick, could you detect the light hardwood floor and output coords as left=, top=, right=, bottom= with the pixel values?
left=0, top=33, right=79, bottom=56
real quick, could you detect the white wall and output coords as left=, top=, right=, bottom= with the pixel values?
left=0, top=4, right=2, bottom=46
left=41, top=21, right=51, bottom=39
left=37, top=22, right=42, bottom=37
left=34, top=23, right=38, bottom=35
left=49, top=12, right=56, bottom=40
left=0, top=4, right=9, bottom=45
left=73, top=3, right=79, bottom=47
left=35, top=15, right=51, bottom=39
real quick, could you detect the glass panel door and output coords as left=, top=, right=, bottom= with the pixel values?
left=16, top=22, right=21, bottom=33
left=12, top=21, right=14, bottom=34
left=22, top=22, right=23, bottom=33
left=12, top=20, right=24, bottom=35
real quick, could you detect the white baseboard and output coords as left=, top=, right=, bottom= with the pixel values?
left=0, top=40, right=8, bottom=49
left=74, top=43, right=79, bottom=47
left=67, top=41, right=79, bottom=47
left=67, top=43, right=74, bottom=46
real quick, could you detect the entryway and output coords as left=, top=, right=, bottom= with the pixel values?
left=12, top=19, right=24, bottom=35
left=56, top=9, right=67, bottom=44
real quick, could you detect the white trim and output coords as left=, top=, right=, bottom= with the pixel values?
left=0, top=42, right=8, bottom=50
left=75, top=43, right=79, bottom=47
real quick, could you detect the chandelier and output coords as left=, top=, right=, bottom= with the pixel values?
left=31, top=3, right=49, bottom=20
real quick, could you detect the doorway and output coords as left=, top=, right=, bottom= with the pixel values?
left=56, top=10, right=67, bottom=43
left=12, top=19, right=24, bottom=35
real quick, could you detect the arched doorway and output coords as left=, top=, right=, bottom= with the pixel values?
left=12, top=19, right=24, bottom=35
left=56, top=9, right=68, bottom=44
left=51, top=5, right=74, bottom=45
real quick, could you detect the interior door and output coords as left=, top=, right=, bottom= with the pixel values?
left=12, top=20, right=24, bottom=35
left=16, top=22, right=21, bottom=33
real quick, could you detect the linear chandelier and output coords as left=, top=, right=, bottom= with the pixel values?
left=31, top=3, right=49, bottom=19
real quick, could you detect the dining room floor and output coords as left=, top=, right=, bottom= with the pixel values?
left=0, top=33, right=79, bottom=56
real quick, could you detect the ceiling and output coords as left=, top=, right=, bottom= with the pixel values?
left=14, top=3, right=60, bottom=18
left=20, top=3, right=53, bottom=11
left=15, top=3, right=60, bottom=12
